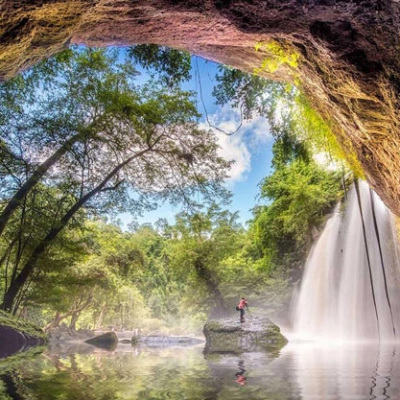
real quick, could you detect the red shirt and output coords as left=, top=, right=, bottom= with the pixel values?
left=238, top=299, right=248, bottom=309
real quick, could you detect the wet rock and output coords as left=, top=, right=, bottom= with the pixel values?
left=113, top=330, right=140, bottom=341
left=0, top=328, right=45, bottom=359
left=0, top=311, right=47, bottom=359
left=203, top=316, right=288, bottom=354
left=85, top=332, right=118, bottom=351
left=0, top=326, right=32, bottom=359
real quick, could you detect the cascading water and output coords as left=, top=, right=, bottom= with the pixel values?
left=289, top=180, right=400, bottom=343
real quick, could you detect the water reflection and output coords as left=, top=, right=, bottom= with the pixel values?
left=276, top=342, right=400, bottom=400
left=0, top=342, right=400, bottom=399
left=234, top=360, right=247, bottom=386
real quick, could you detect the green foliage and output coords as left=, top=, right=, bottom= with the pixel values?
left=212, top=66, right=288, bottom=119
left=213, top=58, right=350, bottom=251
left=0, top=45, right=351, bottom=333
left=252, top=157, right=342, bottom=271
left=128, top=44, right=191, bottom=87
left=0, top=46, right=230, bottom=313
left=213, top=62, right=362, bottom=177
left=294, top=94, right=364, bottom=177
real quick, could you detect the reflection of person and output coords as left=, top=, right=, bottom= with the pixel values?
left=237, top=297, right=248, bottom=323
left=235, top=374, right=247, bottom=386
left=235, top=360, right=247, bottom=386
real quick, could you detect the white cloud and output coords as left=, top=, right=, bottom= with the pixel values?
left=199, top=105, right=272, bottom=183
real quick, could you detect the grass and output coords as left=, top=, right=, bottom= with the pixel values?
left=0, top=310, right=47, bottom=341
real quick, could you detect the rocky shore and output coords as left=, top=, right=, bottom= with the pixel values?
left=0, top=313, right=287, bottom=359
left=46, top=325, right=204, bottom=353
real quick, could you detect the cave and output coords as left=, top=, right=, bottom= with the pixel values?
left=1, top=0, right=400, bottom=214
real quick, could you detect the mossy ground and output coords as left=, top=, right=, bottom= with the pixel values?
left=0, top=310, right=46, bottom=341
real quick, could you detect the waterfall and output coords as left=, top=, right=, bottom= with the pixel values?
left=289, top=181, right=400, bottom=343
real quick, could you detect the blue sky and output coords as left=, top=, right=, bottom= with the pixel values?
left=119, top=55, right=274, bottom=229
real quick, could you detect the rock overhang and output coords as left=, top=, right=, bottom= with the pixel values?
left=1, top=0, right=400, bottom=215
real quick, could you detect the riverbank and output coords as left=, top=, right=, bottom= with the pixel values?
left=0, top=310, right=47, bottom=359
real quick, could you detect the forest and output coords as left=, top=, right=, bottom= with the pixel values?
left=0, top=45, right=350, bottom=335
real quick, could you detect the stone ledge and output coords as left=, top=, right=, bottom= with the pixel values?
left=203, top=316, right=288, bottom=354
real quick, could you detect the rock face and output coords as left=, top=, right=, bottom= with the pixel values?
left=203, top=316, right=288, bottom=353
left=1, top=1, right=400, bottom=215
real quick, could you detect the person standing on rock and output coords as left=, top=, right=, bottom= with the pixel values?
left=237, top=297, right=248, bottom=323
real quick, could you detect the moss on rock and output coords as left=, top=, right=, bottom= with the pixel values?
left=203, top=316, right=288, bottom=354
left=0, top=310, right=46, bottom=342
left=0, top=310, right=47, bottom=359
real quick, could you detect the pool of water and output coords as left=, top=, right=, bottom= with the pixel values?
left=0, top=342, right=399, bottom=399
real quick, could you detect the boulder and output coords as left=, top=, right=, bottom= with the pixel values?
left=85, top=332, right=118, bottom=351
left=203, top=316, right=287, bottom=354
left=0, top=311, right=47, bottom=359
left=0, top=326, right=33, bottom=359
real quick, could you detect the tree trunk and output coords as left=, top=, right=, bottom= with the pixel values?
left=0, top=132, right=86, bottom=238
left=1, top=148, right=151, bottom=312
left=95, top=302, right=108, bottom=329
left=45, top=311, right=65, bottom=332
left=69, top=311, right=80, bottom=330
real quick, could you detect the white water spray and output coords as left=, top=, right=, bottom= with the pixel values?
left=289, top=181, right=400, bottom=343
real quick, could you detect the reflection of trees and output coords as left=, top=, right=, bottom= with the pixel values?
left=0, top=348, right=297, bottom=399
left=3, top=344, right=400, bottom=400
left=135, top=355, right=214, bottom=399
left=43, top=353, right=83, bottom=383
left=0, top=373, right=25, bottom=400
left=0, top=349, right=215, bottom=400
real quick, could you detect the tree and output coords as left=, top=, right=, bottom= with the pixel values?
left=212, top=66, right=289, bottom=120
left=166, top=206, right=244, bottom=317
left=212, top=65, right=357, bottom=173
left=128, top=44, right=191, bottom=88
left=251, top=157, right=342, bottom=273
left=213, top=63, right=348, bottom=275
left=23, top=219, right=150, bottom=330
left=0, top=47, right=231, bottom=313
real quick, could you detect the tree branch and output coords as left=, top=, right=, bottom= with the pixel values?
left=1, top=146, right=152, bottom=311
